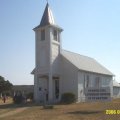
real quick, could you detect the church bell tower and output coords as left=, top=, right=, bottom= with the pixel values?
left=32, top=3, right=63, bottom=103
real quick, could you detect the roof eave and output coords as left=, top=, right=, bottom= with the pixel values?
left=33, top=24, right=63, bottom=32
left=78, top=69, right=114, bottom=77
left=31, top=68, right=35, bottom=74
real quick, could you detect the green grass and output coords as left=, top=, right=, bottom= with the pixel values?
left=0, top=98, right=120, bottom=120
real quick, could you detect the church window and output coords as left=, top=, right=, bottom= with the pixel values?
left=41, top=29, right=45, bottom=41
left=84, top=75, right=89, bottom=88
left=55, top=79, right=59, bottom=99
left=53, top=30, right=57, bottom=41
left=95, top=77, right=100, bottom=88
left=86, top=75, right=89, bottom=88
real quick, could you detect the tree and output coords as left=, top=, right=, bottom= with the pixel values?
left=61, top=93, right=76, bottom=104
left=0, top=76, right=13, bottom=94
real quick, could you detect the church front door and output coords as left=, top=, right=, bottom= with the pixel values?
left=38, top=77, right=48, bottom=103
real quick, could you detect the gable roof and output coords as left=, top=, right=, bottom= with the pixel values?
left=62, top=50, right=114, bottom=76
left=113, top=80, right=120, bottom=87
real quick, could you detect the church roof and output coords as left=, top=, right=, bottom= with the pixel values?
left=62, top=50, right=114, bottom=76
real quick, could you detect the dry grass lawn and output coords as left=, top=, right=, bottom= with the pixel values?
left=0, top=98, right=120, bottom=120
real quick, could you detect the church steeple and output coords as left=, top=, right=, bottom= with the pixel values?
left=33, top=2, right=63, bottom=103
left=40, top=3, right=55, bottom=27
left=34, top=3, right=62, bottom=31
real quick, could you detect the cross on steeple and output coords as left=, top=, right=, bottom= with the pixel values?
left=46, top=0, right=48, bottom=3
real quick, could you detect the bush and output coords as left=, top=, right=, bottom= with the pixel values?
left=13, top=93, right=24, bottom=104
left=43, top=105, right=54, bottom=109
left=61, top=92, right=76, bottom=104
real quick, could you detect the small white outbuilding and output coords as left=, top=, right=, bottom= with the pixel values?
left=113, top=80, right=120, bottom=98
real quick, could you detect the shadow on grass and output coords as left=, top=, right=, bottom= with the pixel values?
left=0, top=103, right=27, bottom=109
left=67, top=110, right=103, bottom=115
left=0, top=102, right=40, bottom=109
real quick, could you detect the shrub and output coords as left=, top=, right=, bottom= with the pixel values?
left=13, top=93, right=24, bottom=104
left=61, top=92, right=76, bottom=104
left=43, top=105, right=54, bottom=109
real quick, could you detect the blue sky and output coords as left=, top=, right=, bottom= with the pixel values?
left=0, top=0, right=120, bottom=85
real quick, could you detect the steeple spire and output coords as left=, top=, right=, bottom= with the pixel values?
left=39, top=3, right=55, bottom=27
left=33, top=3, right=63, bottom=31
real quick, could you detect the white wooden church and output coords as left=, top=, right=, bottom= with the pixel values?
left=31, top=3, right=114, bottom=103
